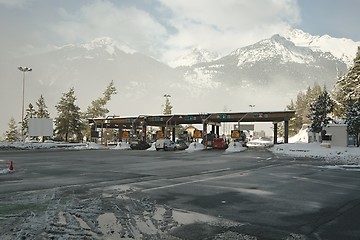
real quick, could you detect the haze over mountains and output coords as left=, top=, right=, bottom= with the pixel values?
left=1, top=28, right=359, bottom=136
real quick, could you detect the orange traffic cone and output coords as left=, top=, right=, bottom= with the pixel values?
left=9, top=161, right=14, bottom=171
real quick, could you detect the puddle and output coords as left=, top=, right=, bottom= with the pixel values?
left=97, top=212, right=123, bottom=239
left=153, top=207, right=166, bottom=221
left=172, top=208, right=218, bottom=225
left=57, top=211, right=67, bottom=225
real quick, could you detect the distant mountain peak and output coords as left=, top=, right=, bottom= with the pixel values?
left=282, top=27, right=359, bottom=67
left=169, top=47, right=220, bottom=67
left=230, top=34, right=316, bottom=65
left=81, top=37, right=136, bottom=55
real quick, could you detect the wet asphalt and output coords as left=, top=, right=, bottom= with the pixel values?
left=0, top=148, right=360, bottom=239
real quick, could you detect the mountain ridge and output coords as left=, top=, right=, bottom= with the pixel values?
left=0, top=28, right=358, bottom=136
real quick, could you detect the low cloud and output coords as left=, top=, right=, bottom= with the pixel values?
left=50, top=0, right=301, bottom=62
left=52, top=1, right=168, bottom=58
left=0, top=0, right=27, bottom=8
left=158, top=0, right=301, bottom=61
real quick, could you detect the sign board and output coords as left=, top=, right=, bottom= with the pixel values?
left=156, top=130, right=164, bottom=139
left=28, top=118, right=53, bottom=137
left=193, top=130, right=202, bottom=138
left=122, top=131, right=130, bottom=139
left=231, top=130, right=240, bottom=139
left=234, top=124, right=254, bottom=131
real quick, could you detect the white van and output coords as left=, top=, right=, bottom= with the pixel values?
left=155, top=138, right=177, bottom=151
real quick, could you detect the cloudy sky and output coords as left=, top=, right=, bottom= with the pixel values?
left=0, top=0, right=359, bottom=62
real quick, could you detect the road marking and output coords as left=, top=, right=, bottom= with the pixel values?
left=292, top=176, right=358, bottom=190
left=140, top=163, right=286, bottom=193
left=142, top=172, right=241, bottom=192
left=201, top=168, right=231, bottom=174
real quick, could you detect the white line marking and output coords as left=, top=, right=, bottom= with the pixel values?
left=201, top=168, right=231, bottom=174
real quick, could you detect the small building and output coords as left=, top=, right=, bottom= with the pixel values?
left=323, top=124, right=348, bottom=147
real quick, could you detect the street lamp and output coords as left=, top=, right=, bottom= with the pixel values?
left=18, top=66, right=32, bottom=142
left=249, top=104, right=255, bottom=111
left=163, top=94, right=171, bottom=114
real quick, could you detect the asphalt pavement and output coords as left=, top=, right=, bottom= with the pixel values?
left=0, top=148, right=359, bottom=239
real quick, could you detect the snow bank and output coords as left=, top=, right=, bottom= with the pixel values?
left=185, top=142, right=205, bottom=152
left=0, top=141, right=53, bottom=149
left=113, top=142, right=131, bottom=150
left=289, top=127, right=309, bottom=143
left=146, top=142, right=156, bottom=151
left=0, top=168, right=11, bottom=174
left=247, top=138, right=274, bottom=148
left=225, top=141, right=247, bottom=153
left=271, top=143, right=360, bottom=164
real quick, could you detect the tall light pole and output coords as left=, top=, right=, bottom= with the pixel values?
left=249, top=104, right=255, bottom=111
left=163, top=94, right=171, bottom=114
left=18, top=66, right=32, bottom=142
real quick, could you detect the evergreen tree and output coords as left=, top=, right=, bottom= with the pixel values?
left=333, top=47, right=360, bottom=117
left=162, top=95, right=173, bottom=114
left=5, top=117, right=20, bottom=142
left=85, top=80, right=117, bottom=118
left=22, top=103, right=36, bottom=137
left=345, top=98, right=360, bottom=147
left=308, top=90, right=334, bottom=133
left=36, top=95, right=50, bottom=118
left=282, top=84, right=324, bottom=137
left=84, top=81, right=117, bottom=141
left=55, top=88, right=84, bottom=142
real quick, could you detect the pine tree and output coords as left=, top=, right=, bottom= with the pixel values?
left=5, top=117, right=20, bottom=142
left=55, top=88, right=84, bottom=142
left=282, top=84, right=324, bottom=137
left=333, top=47, right=360, bottom=118
left=85, top=80, right=117, bottom=118
left=163, top=95, right=173, bottom=114
left=22, top=103, right=36, bottom=137
left=36, top=95, right=50, bottom=118
left=345, top=98, right=360, bottom=147
left=308, top=90, right=334, bottom=133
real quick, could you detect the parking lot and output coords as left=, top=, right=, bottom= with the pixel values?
left=1, top=148, right=360, bottom=239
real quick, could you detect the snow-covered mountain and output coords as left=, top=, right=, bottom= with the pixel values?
left=169, top=48, right=220, bottom=67
left=1, top=37, right=185, bottom=136
left=282, top=28, right=359, bottom=68
left=178, top=34, right=348, bottom=96
left=1, top=30, right=359, bottom=136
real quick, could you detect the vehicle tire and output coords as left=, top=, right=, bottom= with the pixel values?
left=156, top=148, right=159, bottom=151
left=164, top=146, right=167, bottom=151
left=174, top=147, right=177, bottom=151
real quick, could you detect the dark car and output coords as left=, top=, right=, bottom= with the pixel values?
left=175, top=139, right=189, bottom=150
left=130, top=141, right=151, bottom=150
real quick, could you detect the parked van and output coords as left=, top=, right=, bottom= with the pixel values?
left=155, top=138, right=177, bottom=151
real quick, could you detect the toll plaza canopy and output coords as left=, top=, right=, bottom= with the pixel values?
left=89, top=110, right=295, bottom=144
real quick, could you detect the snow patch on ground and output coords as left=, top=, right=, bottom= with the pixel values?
left=225, top=141, right=247, bottom=153
left=185, top=142, right=205, bottom=152
left=270, top=143, right=360, bottom=164
left=146, top=142, right=156, bottom=151
left=113, top=142, right=131, bottom=150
